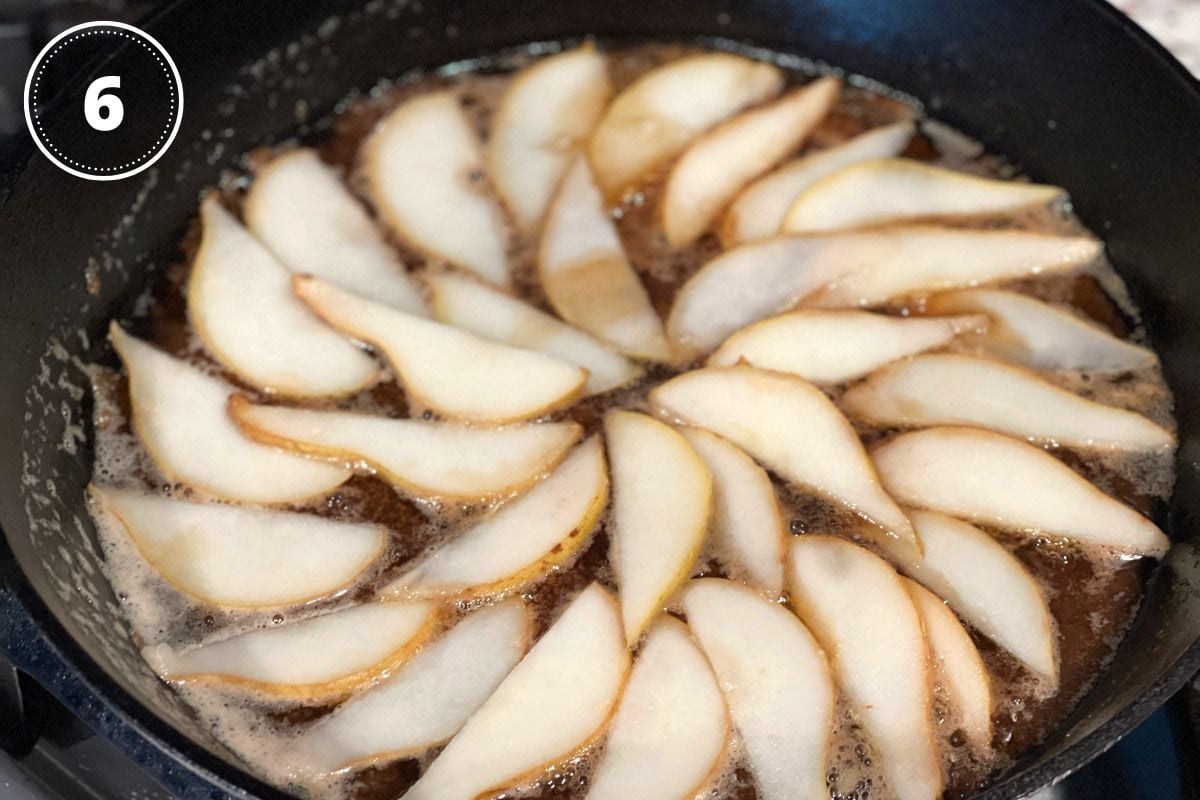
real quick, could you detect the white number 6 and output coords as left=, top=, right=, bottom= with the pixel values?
left=84, top=76, right=123, bottom=132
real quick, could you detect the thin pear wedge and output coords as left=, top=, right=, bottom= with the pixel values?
left=487, top=46, right=612, bottom=230
left=650, top=367, right=916, bottom=549
left=709, top=310, right=987, bottom=384
left=781, top=158, right=1064, bottom=233
left=109, top=325, right=349, bottom=503
left=842, top=353, right=1173, bottom=450
left=362, top=91, right=510, bottom=286
left=387, top=436, right=608, bottom=599
left=401, top=584, right=630, bottom=800
left=586, top=617, right=728, bottom=800
left=294, top=277, right=586, bottom=422
left=925, top=288, right=1157, bottom=371
left=539, top=156, right=671, bottom=361
left=606, top=411, right=712, bottom=645
left=426, top=271, right=641, bottom=395
left=143, top=601, right=437, bottom=698
left=187, top=199, right=380, bottom=397
left=243, top=148, right=425, bottom=314
left=873, top=427, right=1170, bottom=556
left=683, top=578, right=834, bottom=800
left=588, top=53, right=783, bottom=198
left=90, top=487, right=385, bottom=608
left=662, top=77, right=841, bottom=248
left=788, top=536, right=942, bottom=800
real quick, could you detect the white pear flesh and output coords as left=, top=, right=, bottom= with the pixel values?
left=110, top=325, right=349, bottom=503
left=427, top=271, right=641, bottom=395
left=588, top=53, right=783, bottom=197
left=487, top=46, right=612, bottom=230
left=539, top=156, right=671, bottom=360
left=683, top=578, right=834, bottom=800
left=243, top=148, right=426, bottom=314
left=402, top=584, right=630, bottom=800
left=662, top=77, right=841, bottom=248
left=187, top=199, right=380, bottom=397
left=90, top=487, right=384, bottom=608
left=294, top=277, right=586, bottom=422
left=873, top=427, right=1170, bottom=556
left=586, top=617, right=728, bottom=800
left=787, top=536, right=942, bottom=800
left=781, top=158, right=1064, bottom=233
left=842, top=353, right=1173, bottom=450
left=709, top=310, right=987, bottom=384
left=363, top=91, right=510, bottom=286
left=606, top=410, right=713, bottom=644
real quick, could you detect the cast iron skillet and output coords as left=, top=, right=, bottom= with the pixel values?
left=3, top=0, right=1200, bottom=797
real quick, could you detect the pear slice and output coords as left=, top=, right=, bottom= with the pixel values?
left=787, top=536, right=942, bottom=800
left=387, top=437, right=608, bottom=599
left=187, top=199, right=380, bottom=398
left=294, top=277, right=586, bottom=422
left=683, top=578, right=834, bottom=800
left=243, top=148, right=426, bottom=314
left=110, top=325, right=349, bottom=504
left=842, top=353, right=1173, bottom=449
left=90, top=487, right=385, bottom=607
left=650, top=367, right=916, bottom=549
left=362, top=91, right=510, bottom=286
left=401, top=584, right=629, bottom=800
left=903, top=579, right=993, bottom=748
left=142, top=601, right=437, bottom=698
left=539, top=156, right=671, bottom=361
left=586, top=617, right=727, bottom=800
left=721, top=121, right=915, bottom=245
left=606, top=411, right=712, bottom=644
left=925, top=288, right=1157, bottom=371
left=487, top=45, right=612, bottom=230
left=588, top=53, right=783, bottom=198
left=781, top=158, right=1064, bottom=234
left=872, top=427, right=1170, bottom=556
left=286, top=599, right=530, bottom=776
left=678, top=428, right=786, bottom=595
left=426, top=272, right=641, bottom=395
left=661, top=77, right=841, bottom=248
left=709, top=310, right=987, bottom=384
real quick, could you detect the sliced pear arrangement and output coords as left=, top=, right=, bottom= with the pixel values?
left=781, top=158, right=1064, bottom=234
left=143, top=601, right=437, bottom=698
left=586, top=617, right=728, bottom=800
left=243, top=148, right=426, bottom=314
left=109, top=325, right=349, bottom=503
left=925, top=288, right=1157, bottom=371
left=539, top=156, right=671, bottom=361
left=709, top=310, right=987, bottom=384
left=387, top=436, right=608, bottom=599
left=402, top=584, right=629, bottom=800
left=873, top=427, right=1170, bottom=556
left=661, top=77, right=841, bottom=248
left=606, top=411, right=712, bottom=644
left=788, top=536, right=943, bottom=800
left=90, top=487, right=384, bottom=607
left=721, top=121, right=915, bottom=245
left=487, top=46, right=612, bottom=230
left=363, top=91, right=510, bottom=286
left=426, top=271, right=640, bottom=395
left=588, top=53, right=783, bottom=198
left=294, top=276, right=586, bottom=422
left=187, top=198, right=380, bottom=397
left=683, top=579, right=834, bottom=800
left=678, top=428, right=786, bottom=594
left=842, top=353, right=1173, bottom=449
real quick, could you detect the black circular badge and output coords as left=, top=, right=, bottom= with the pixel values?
left=24, top=21, right=183, bottom=181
